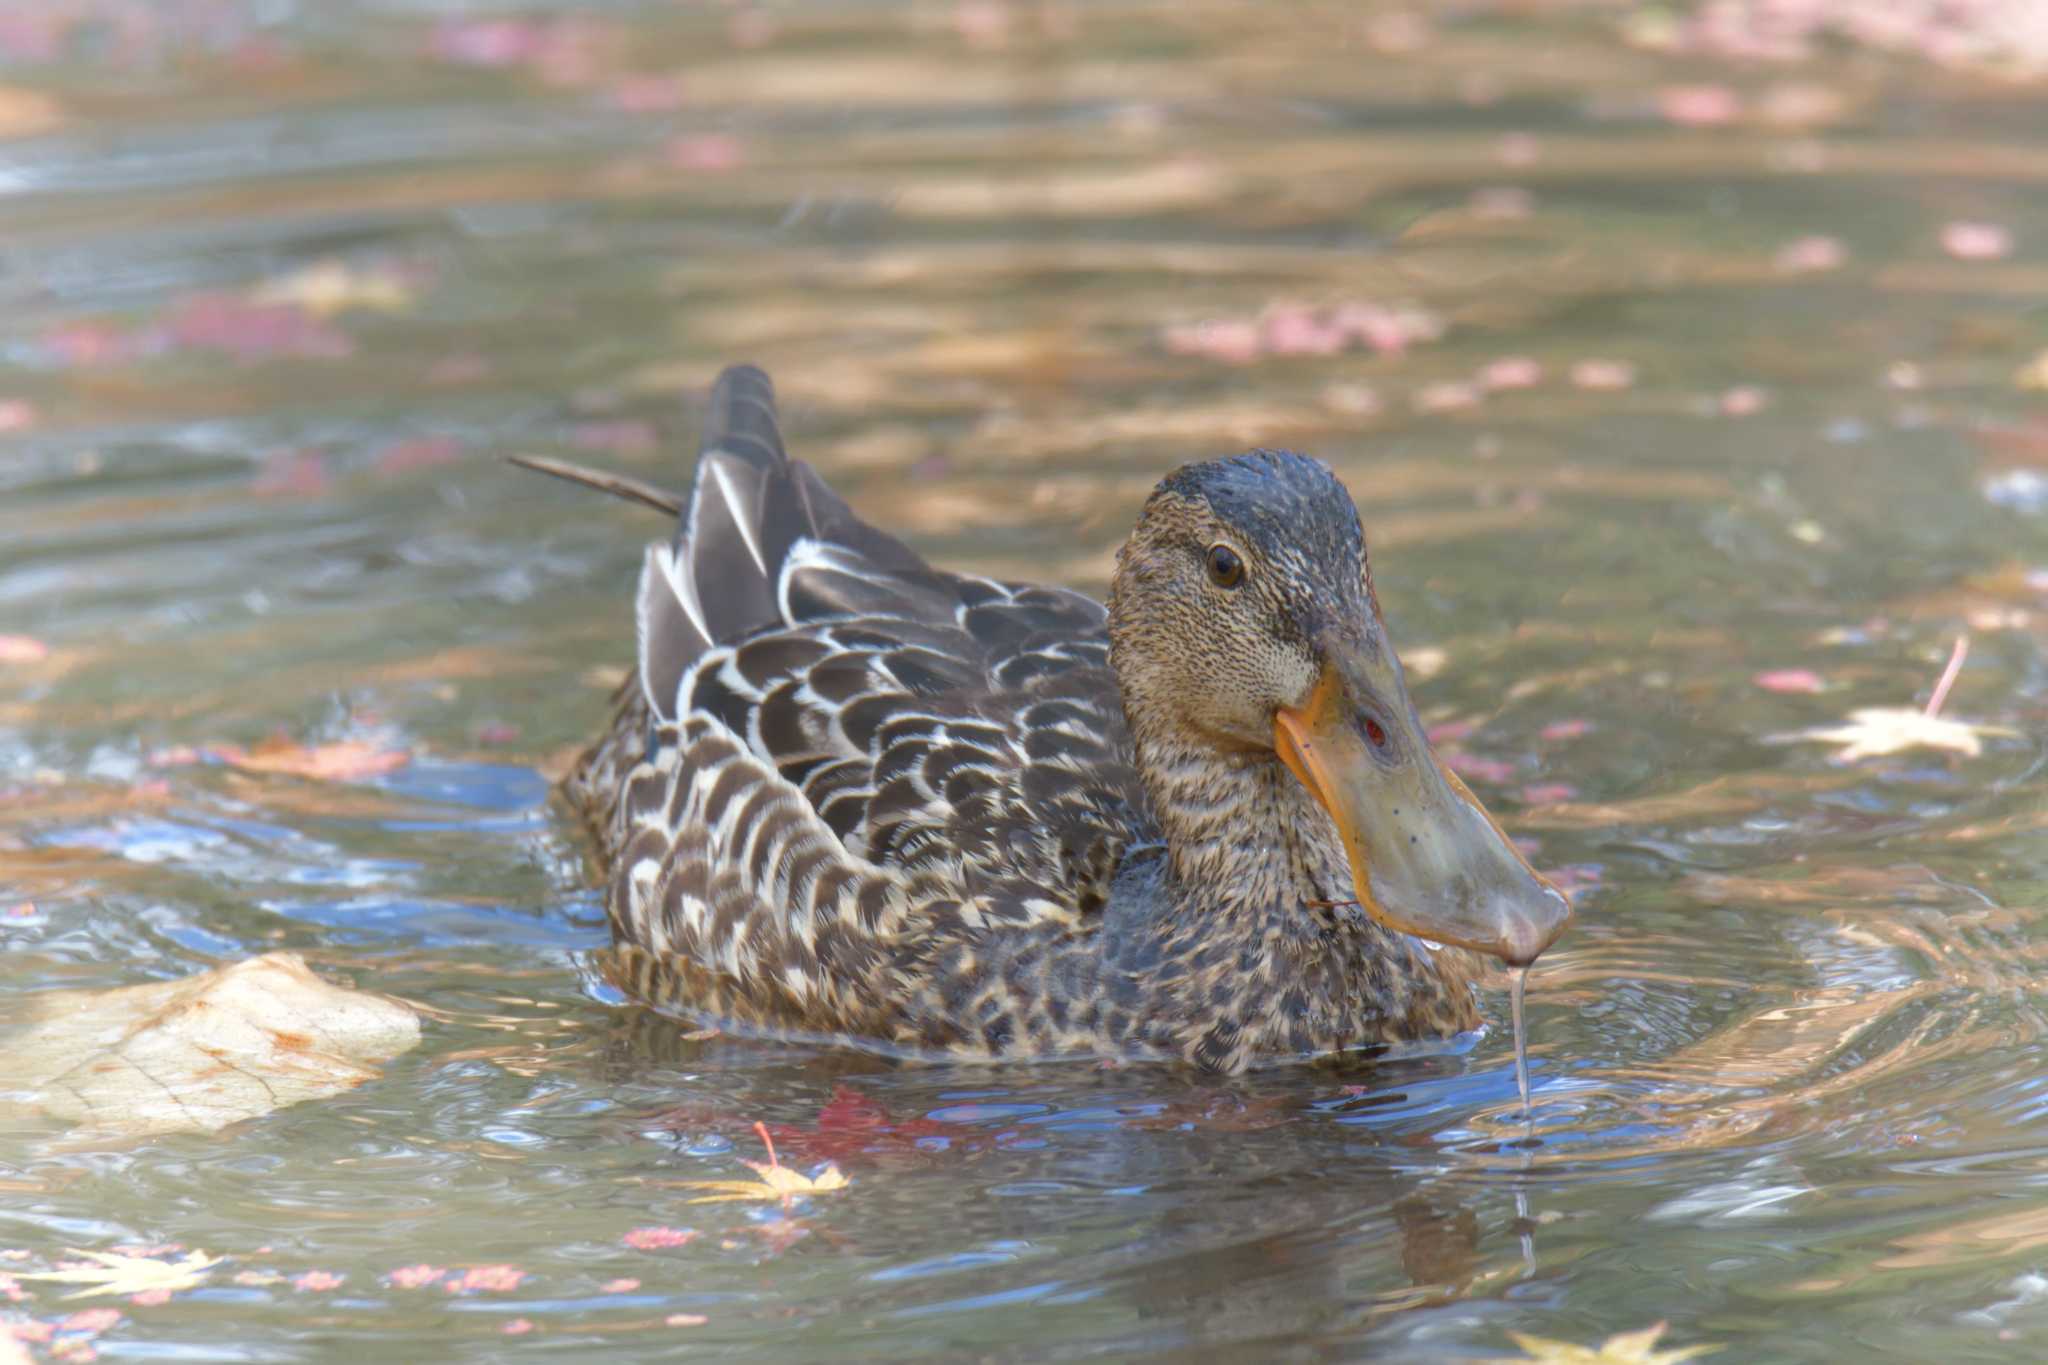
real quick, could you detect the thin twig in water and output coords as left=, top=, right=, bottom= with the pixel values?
left=1924, top=635, right=1969, bottom=719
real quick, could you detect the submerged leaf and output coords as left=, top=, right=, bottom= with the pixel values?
left=2, top=952, right=420, bottom=1136
left=17, top=1250, right=222, bottom=1302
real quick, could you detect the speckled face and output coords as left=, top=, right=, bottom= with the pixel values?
left=1110, top=447, right=1572, bottom=966
left=1108, top=449, right=1376, bottom=749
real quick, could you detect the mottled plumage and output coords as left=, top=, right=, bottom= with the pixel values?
left=536, top=365, right=1570, bottom=1070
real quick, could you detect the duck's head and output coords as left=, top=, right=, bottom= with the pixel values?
left=1107, top=449, right=1571, bottom=966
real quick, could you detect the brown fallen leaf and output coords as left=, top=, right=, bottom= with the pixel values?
left=2, top=952, right=420, bottom=1136
left=17, top=1249, right=223, bottom=1301
left=1505, top=1321, right=1719, bottom=1364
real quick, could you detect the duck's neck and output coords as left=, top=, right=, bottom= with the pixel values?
left=1126, top=713, right=1485, bottom=1049
left=1130, top=724, right=1351, bottom=917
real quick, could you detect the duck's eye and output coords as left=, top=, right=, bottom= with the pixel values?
left=1363, top=716, right=1389, bottom=750
left=1205, top=543, right=1245, bottom=589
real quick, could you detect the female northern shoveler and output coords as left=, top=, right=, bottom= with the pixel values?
left=524, top=364, right=1569, bottom=1071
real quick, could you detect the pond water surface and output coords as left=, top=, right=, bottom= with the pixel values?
left=6, top=2, right=2048, bottom=1361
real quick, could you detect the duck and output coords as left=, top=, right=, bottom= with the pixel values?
left=520, top=364, right=1570, bottom=1072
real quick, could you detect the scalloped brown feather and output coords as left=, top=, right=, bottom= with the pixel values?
left=539, top=365, right=1482, bottom=1069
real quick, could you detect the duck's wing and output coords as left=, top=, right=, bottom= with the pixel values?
left=537, top=368, right=1150, bottom=1017
left=684, top=571, right=1150, bottom=928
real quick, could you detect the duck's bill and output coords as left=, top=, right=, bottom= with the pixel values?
left=1274, top=662, right=1571, bottom=966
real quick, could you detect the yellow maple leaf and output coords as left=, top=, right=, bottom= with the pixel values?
left=680, top=1123, right=849, bottom=1207
left=1506, top=1320, right=1720, bottom=1365
left=18, top=1249, right=223, bottom=1300
left=1776, top=707, right=2015, bottom=762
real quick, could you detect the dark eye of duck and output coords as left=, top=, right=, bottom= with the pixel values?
left=1363, top=716, right=1389, bottom=749
left=1205, top=543, right=1245, bottom=589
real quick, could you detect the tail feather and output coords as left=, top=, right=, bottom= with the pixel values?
left=512, top=364, right=934, bottom=723
left=637, top=542, right=711, bottom=721
left=654, top=365, right=929, bottom=720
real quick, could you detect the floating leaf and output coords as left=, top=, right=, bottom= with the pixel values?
left=680, top=1123, right=849, bottom=1206
left=1657, top=84, right=1740, bottom=128
left=191, top=737, right=410, bottom=783
left=250, top=450, right=330, bottom=499
left=443, top=1265, right=526, bottom=1293
left=622, top=1227, right=697, bottom=1251
left=1571, top=359, right=1636, bottom=390
left=17, top=1251, right=222, bottom=1302
left=1479, top=357, right=1543, bottom=390
left=0, top=86, right=61, bottom=138
left=1941, top=221, right=2012, bottom=261
left=1719, top=386, right=1766, bottom=416
left=1506, top=1321, right=1719, bottom=1364
left=1775, top=235, right=1846, bottom=274
left=252, top=261, right=412, bottom=318
left=1773, top=707, right=2014, bottom=761
left=1752, top=668, right=1825, bottom=694
left=163, top=294, right=352, bottom=362
left=665, top=133, right=744, bottom=172
left=2, top=952, right=420, bottom=1136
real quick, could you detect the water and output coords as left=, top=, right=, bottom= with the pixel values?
left=5, top=1, right=2048, bottom=1359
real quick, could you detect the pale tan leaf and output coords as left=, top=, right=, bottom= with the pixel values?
left=678, top=1122, right=849, bottom=1205
left=1772, top=707, right=2015, bottom=761
left=680, top=1163, right=848, bottom=1205
left=17, top=1249, right=223, bottom=1300
left=2, top=952, right=420, bottom=1136
left=1506, top=1321, right=1719, bottom=1364
left=252, top=261, right=414, bottom=317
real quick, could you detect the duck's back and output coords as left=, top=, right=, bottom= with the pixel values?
left=561, top=367, right=1154, bottom=1039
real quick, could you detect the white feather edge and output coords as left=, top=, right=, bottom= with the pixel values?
left=635, top=543, right=715, bottom=721
left=704, top=456, right=770, bottom=577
